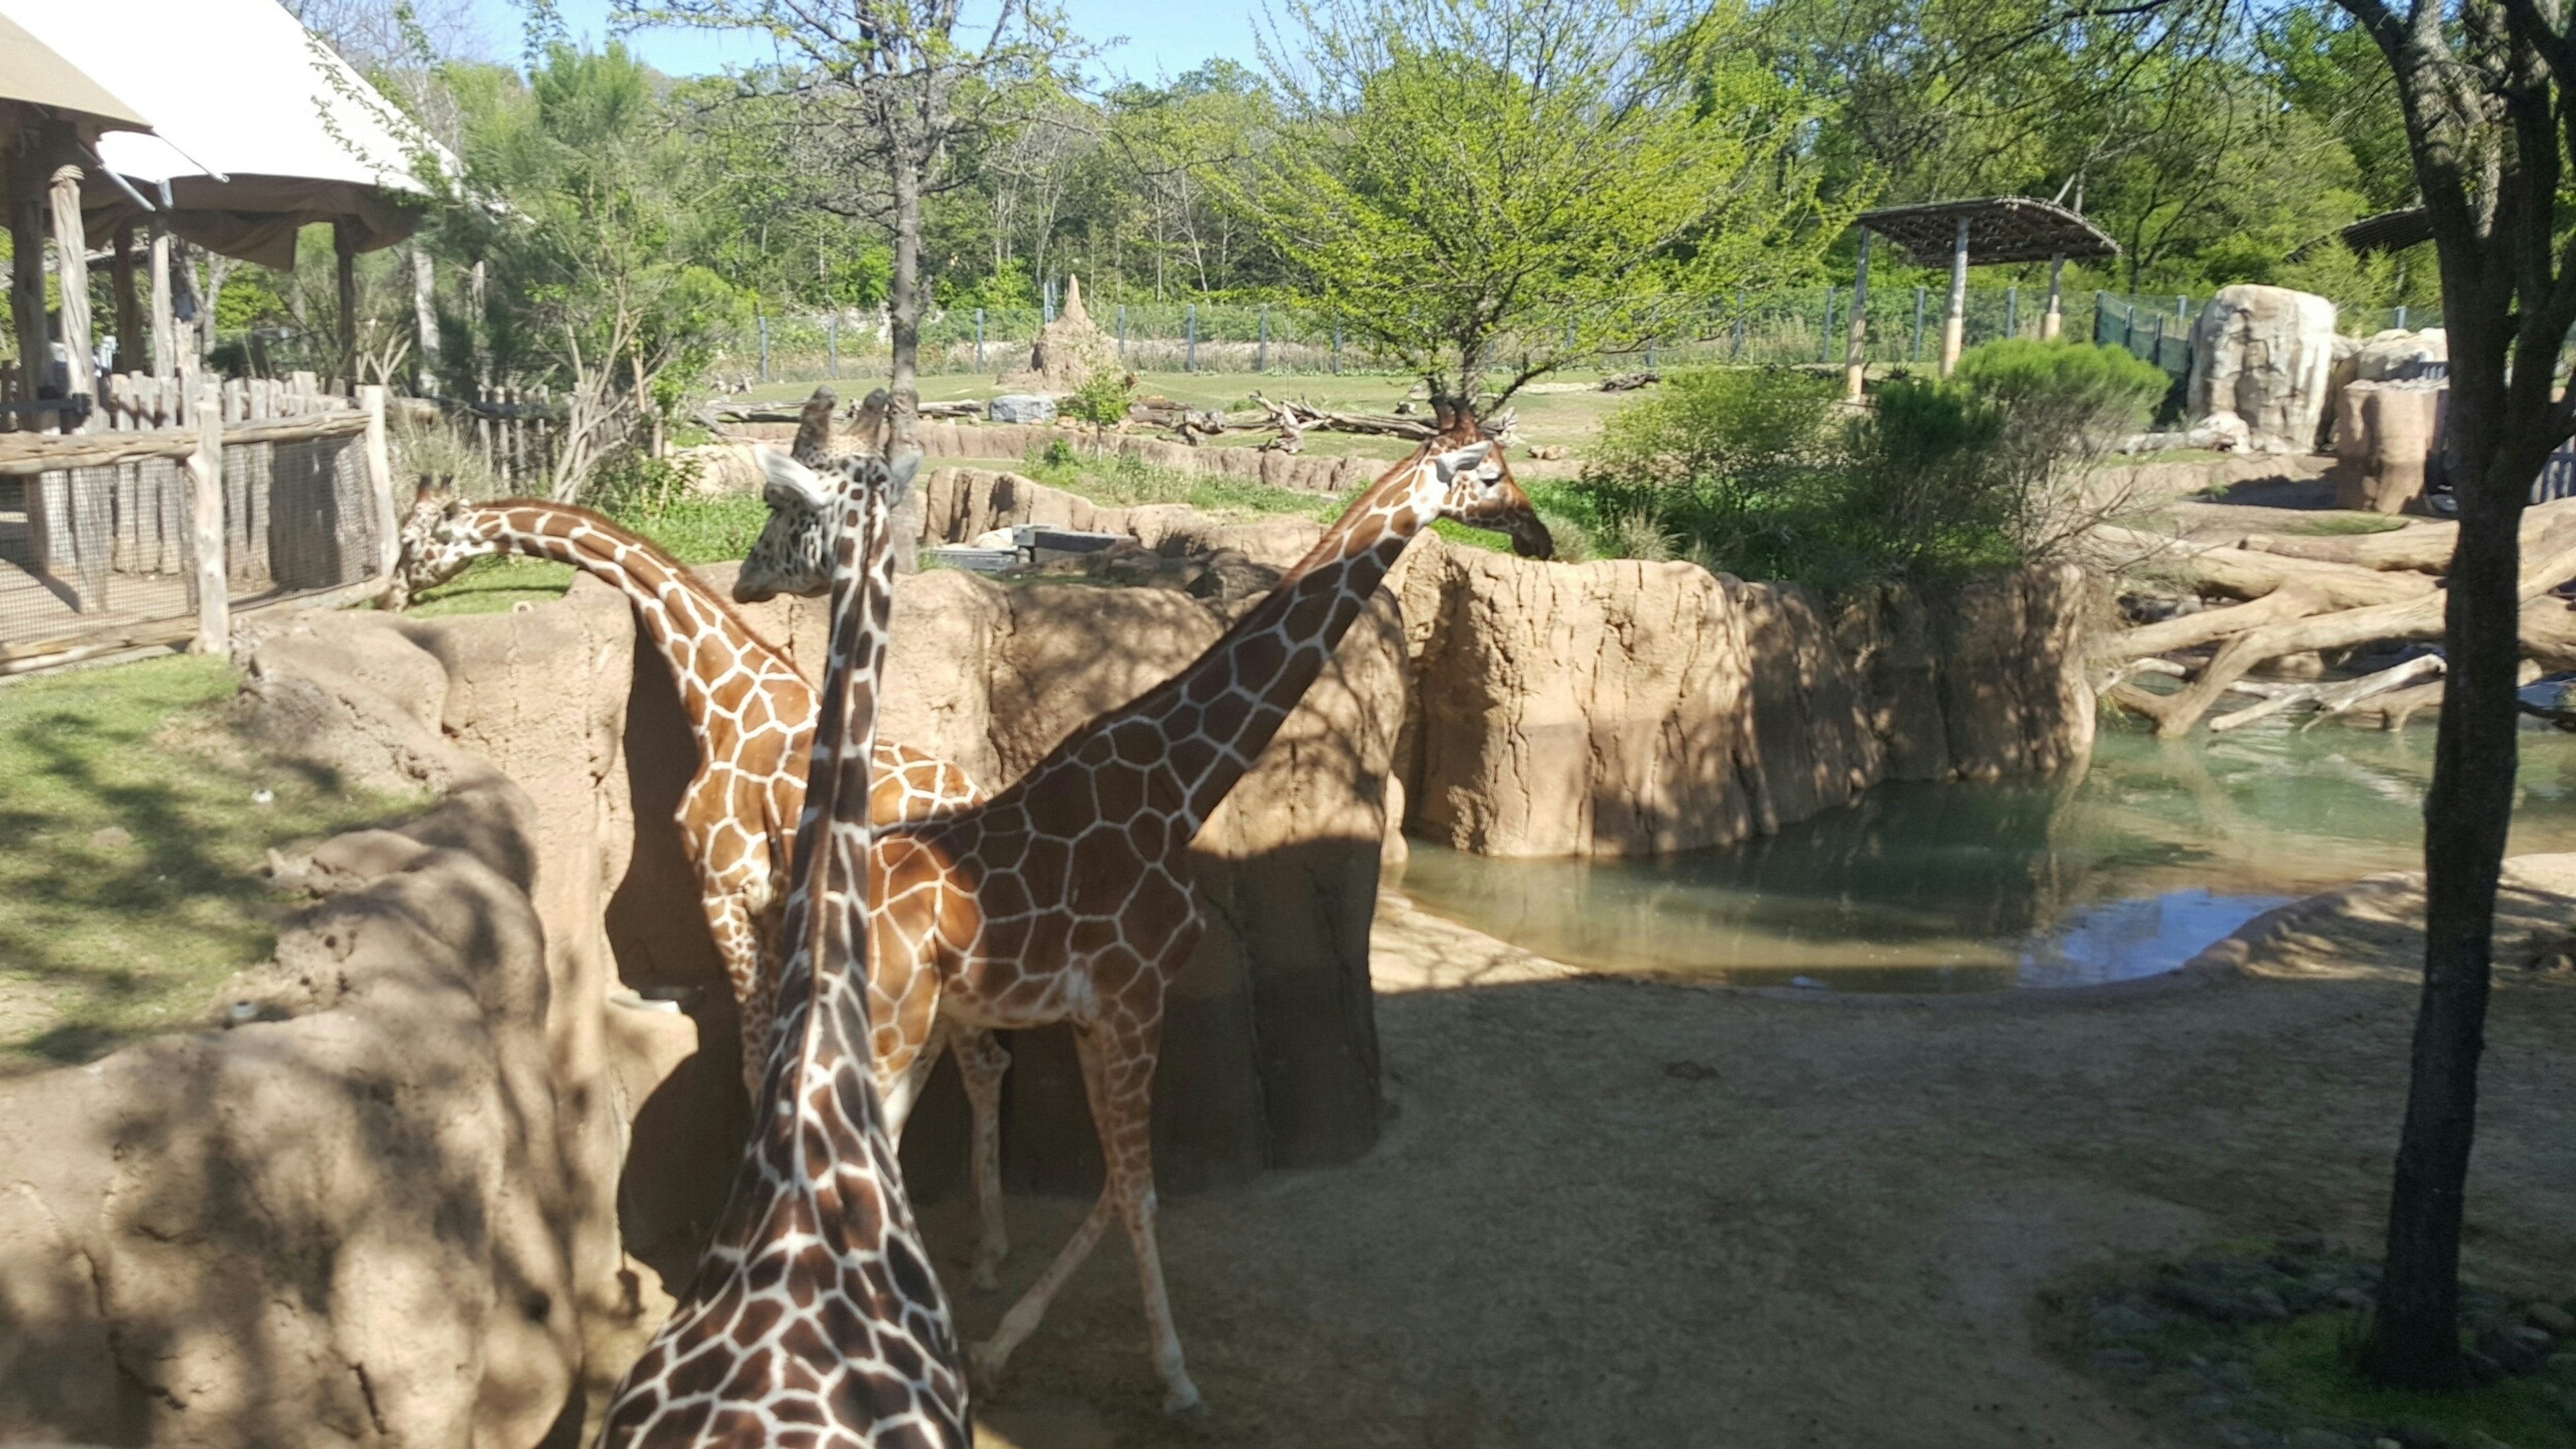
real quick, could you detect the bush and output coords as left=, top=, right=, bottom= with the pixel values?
left=1564, top=340, right=2159, bottom=592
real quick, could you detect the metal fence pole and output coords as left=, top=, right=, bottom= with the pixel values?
left=1732, top=288, right=1747, bottom=361
left=2151, top=311, right=2165, bottom=368
left=1646, top=333, right=1657, bottom=369
left=974, top=308, right=984, bottom=372
left=2397, top=304, right=2410, bottom=330
left=2006, top=285, right=2018, bottom=339
left=826, top=315, right=837, bottom=378
left=1911, top=285, right=1926, bottom=362
left=2094, top=290, right=2108, bottom=346
left=1332, top=318, right=1342, bottom=374
left=1185, top=303, right=1197, bottom=373
left=757, top=313, right=769, bottom=382
left=1118, top=303, right=1126, bottom=359
left=1257, top=303, right=1269, bottom=372
left=1821, top=284, right=1837, bottom=364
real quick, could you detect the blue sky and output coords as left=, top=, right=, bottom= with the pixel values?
left=464, top=0, right=1265, bottom=81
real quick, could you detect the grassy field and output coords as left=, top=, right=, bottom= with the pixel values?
left=0, top=655, right=426, bottom=1075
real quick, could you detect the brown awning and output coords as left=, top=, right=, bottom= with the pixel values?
left=0, top=13, right=148, bottom=130
left=1854, top=196, right=2121, bottom=266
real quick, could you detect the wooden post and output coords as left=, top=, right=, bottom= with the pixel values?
left=189, top=383, right=228, bottom=654
left=333, top=219, right=358, bottom=394
left=7, top=166, right=42, bottom=409
left=112, top=222, right=141, bottom=375
left=50, top=165, right=93, bottom=425
left=148, top=224, right=174, bottom=378
left=1939, top=213, right=1970, bottom=377
left=2042, top=254, right=2066, bottom=341
left=411, top=244, right=439, bottom=390
left=358, top=384, right=396, bottom=578
left=1844, top=229, right=1872, bottom=400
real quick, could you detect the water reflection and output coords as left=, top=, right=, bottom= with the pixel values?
left=1393, top=721, right=2576, bottom=992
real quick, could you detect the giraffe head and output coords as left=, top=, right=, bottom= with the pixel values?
left=735, top=444, right=924, bottom=601
left=1421, top=403, right=1552, bottom=559
left=386, top=476, right=472, bottom=609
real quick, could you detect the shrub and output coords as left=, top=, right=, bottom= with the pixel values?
left=1061, top=370, right=1139, bottom=438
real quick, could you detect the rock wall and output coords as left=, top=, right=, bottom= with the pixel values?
left=2187, top=284, right=2341, bottom=454
left=2330, top=378, right=2445, bottom=513
left=1392, top=539, right=2094, bottom=857
left=0, top=580, right=699, bottom=1449
left=916, top=466, right=1324, bottom=568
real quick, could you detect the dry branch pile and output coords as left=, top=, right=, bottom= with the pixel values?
left=2090, top=500, right=2576, bottom=736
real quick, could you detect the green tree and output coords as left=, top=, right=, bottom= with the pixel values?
left=1235, top=0, right=1848, bottom=407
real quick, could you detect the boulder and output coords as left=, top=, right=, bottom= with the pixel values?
left=2330, top=378, right=2445, bottom=513
left=2354, top=327, right=2447, bottom=382
left=987, top=393, right=1057, bottom=425
left=2187, top=284, right=2341, bottom=453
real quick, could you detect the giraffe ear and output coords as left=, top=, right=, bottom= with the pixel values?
left=1431, top=443, right=1496, bottom=485
left=756, top=445, right=830, bottom=511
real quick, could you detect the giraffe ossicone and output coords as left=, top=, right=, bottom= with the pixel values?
left=732, top=408, right=1548, bottom=1421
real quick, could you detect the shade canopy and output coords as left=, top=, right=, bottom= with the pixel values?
left=3, top=0, right=453, bottom=267
left=0, top=13, right=148, bottom=131
left=1855, top=197, right=2121, bottom=266
left=2340, top=207, right=2433, bottom=257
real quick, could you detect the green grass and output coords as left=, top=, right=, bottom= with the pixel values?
left=1016, top=443, right=1344, bottom=524
left=2243, top=1313, right=2576, bottom=1447
left=405, top=557, right=578, bottom=616
left=0, top=655, right=425, bottom=1074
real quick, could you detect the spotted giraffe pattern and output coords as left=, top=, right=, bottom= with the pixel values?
left=598, top=445, right=969, bottom=1447
left=390, top=489, right=985, bottom=1095
left=735, top=404, right=1550, bottom=1417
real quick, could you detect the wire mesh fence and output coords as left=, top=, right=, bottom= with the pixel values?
left=735, top=284, right=2436, bottom=384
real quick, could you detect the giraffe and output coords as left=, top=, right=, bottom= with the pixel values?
left=388, top=486, right=985, bottom=1098
left=597, top=443, right=970, bottom=1446
left=737, top=403, right=1550, bottom=1418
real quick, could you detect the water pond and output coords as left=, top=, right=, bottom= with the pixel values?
left=1392, top=721, right=2576, bottom=993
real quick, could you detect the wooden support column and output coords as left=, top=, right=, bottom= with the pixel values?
left=6, top=138, right=45, bottom=406
left=50, top=164, right=92, bottom=422
left=410, top=244, right=438, bottom=390
left=333, top=218, right=358, bottom=392
left=2042, top=253, right=2066, bottom=342
left=1844, top=229, right=1872, bottom=401
left=148, top=223, right=174, bottom=378
left=358, top=384, right=395, bottom=578
left=1939, top=213, right=1970, bottom=377
left=188, top=382, right=227, bottom=653
left=111, top=221, right=140, bottom=374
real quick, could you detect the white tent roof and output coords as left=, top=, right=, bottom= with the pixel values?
left=0, top=13, right=149, bottom=131
left=1, top=0, right=455, bottom=266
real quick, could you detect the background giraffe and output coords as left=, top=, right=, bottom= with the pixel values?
left=735, top=407, right=1550, bottom=1418
left=598, top=445, right=969, bottom=1446
left=390, top=488, right=985, bottom=1095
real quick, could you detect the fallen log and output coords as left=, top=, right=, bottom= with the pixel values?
left=2093, top=525, right=2436, bottom=609
left=2091, top=588, right=2323, bottom=663
left=2236, top=495, right=2576, bottom=573
left=2207, top=653, right=2445, bottom=733
left=1599, top=370, right=1661, bottom=392
left=2132, top=535, right=2576, bottom=737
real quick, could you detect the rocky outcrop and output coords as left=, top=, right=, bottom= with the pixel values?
left=2187, top=284, right=2341, bottom=454
left=1392, top=540, right=2094, bottom=857
left=999, top=276, right=1113, bottom=392
left=2330, top=378, right=2445, bottom=513
left=0, top=580, right=698, bottom=1449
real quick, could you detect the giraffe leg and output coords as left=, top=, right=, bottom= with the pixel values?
left=950, top=1026, right=1014, bottom=1290
left=701, top=892, right=770, bottom=1100
left=973, top=1022, right=1122, bottom=1385
left=1083, top=1020, right=1205, bottom=1421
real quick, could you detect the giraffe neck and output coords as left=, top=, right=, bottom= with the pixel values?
left=1006, top=446, right=1442, bottom=837
left=455, top=505, right=804, bottom=733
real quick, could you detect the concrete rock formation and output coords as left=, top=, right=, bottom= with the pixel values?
left=1392, top=541, right=2094, bottom=857
left=2352, top=327, right=2447, bottom=382
left=1000, top=274, right=1114, bottom=392
left=2330, top=377, right=2445, bottom=513
left=2187, top=284, right=2341, bottom=454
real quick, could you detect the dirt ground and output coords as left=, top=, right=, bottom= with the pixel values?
left=928, top=885, right=2576, bottom=1449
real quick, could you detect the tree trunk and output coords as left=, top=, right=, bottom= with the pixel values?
left=884, top=139, right=924, bottom=572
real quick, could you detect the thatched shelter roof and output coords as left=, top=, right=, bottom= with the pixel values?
left=1854, top=197, right=2120, bottom=266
